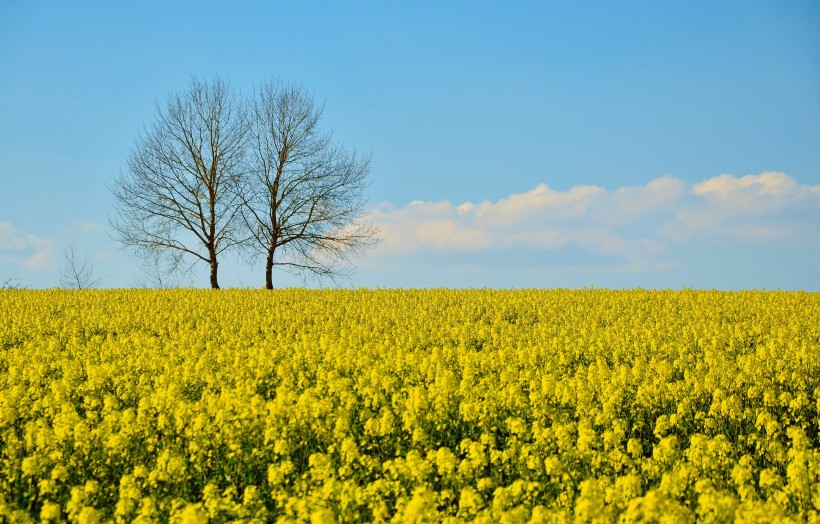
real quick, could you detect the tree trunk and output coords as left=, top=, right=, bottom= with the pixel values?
left=210, top=259, right=220, bottom=289
left=265, top=247, right=274, bottom=290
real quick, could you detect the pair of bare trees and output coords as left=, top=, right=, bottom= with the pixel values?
left=110, top=76, right=377, bottom=289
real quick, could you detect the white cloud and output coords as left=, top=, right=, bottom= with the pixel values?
left=691, top=171, right=819, bottom=213
left=0, top=221, right=52, bottom=251
left=601, top=174, right=687, bottom=225
left=364, top=172, right=820, bottom=273
left=370, top=202, right=493, bottom=254
left=23, top=250, right=52, bottom=270
left=503, top=230, right=568, bottom=250
left=472, top=183, right=607, bottom=227
left=73, top=219, right=104, bottom=233
left=0, top=221, right=55, bottom=271
left=674, top=172, right=820, bottom=241
left=367, top=183, right=668, bottom=266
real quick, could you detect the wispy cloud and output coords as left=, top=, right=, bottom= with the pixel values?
left=0, top=221, right=55, bottom=271
left=364, top=172, right=820, bottom=273
left=73, top=219, right=105, bottom=233
left=0, top=221, right=52, bottom=251
left=23, top=250, right=53, bottom=270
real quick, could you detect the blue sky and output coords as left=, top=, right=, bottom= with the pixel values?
left=1, top=1, right=818, bottom=289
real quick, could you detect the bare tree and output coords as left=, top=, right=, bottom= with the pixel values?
left=241, top=79, right=378, bottom=289
left=59, top=243, right=105, bottom=289
left=110, top=76, right=247, bottom=289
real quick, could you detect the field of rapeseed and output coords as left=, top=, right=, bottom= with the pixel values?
left=0, top=289, right=818, bottom=523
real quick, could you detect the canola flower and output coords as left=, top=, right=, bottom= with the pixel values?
left=0, top=288, right=818, bottom=523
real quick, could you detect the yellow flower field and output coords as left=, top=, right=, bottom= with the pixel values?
left=0, top=289, right=818, bottom=522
